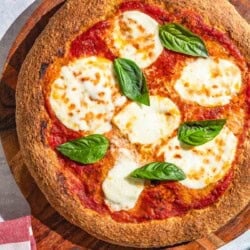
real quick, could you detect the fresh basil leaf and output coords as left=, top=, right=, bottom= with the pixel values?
left=114, top=58, right=150, bottom=106
left=57, top=134, right=109, bottom=164
left=159, top=23, right=208, bottom=57
left=129, top=162, right=186, bottom=181
left=178, top=119, right=226, bottom=146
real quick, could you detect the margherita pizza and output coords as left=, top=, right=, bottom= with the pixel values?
left=16, top=0, right=250, bottom=247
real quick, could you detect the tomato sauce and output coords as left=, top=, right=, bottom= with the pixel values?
left=70, top=21, right=116, bottom=60
left=246, top=76, right=250, bottom=112
left=48, top=120, right=81, bottom=149
left=187, top=170, right=233, bottom=209
left=47, top=1, right=249, bottom=222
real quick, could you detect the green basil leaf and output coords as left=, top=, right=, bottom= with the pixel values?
left=129, top=162, right=186, bottom=181
left=159, top=23, right=208, bottom=57
left=178, top=119, right=226, bottom=146
left=114, top=58, right=150, bottom=106
left=57, top=134, right=109, bottom=164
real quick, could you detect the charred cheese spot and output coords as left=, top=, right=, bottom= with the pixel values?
left=49, top=56, right=126, bottom=133
left=174, top=58, right=242, bottom=107
left=160, top=127, right=237, bottom=189
left=110, top=10, right=163, bottom=68
left=113, top=96, right=181, bottom=145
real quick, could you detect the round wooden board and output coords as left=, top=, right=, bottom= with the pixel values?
left=0, top=0, right=249, bottom=249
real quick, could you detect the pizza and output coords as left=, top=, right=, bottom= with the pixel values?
left=16, top=0, right=250, bottom=247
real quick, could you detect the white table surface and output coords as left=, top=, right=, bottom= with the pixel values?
left=0, top=0, right=42, bottom=74
left=0, top=1, right=249, bottom=249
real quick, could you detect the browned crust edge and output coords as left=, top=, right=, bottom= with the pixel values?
left=16, top=0, right=250, bottom=247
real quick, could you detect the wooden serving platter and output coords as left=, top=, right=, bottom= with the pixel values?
left=0, top=0, right=249, bottom=249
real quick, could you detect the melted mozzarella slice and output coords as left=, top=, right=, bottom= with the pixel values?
left=111, top=10, right=163, bottom=68
left=102, top=148, right=144, bottom=211
left=49, top=56, right=126, bottom=133
left=113, top=96, right=181, bottom=144
left=160, top=127, right=237, bottom=189
left=175, top=58, right=242, bottom=107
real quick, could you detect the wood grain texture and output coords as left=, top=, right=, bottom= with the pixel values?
left=230, top=0, right=250, bottom=23
left=0, top=0, right=249, bottom=249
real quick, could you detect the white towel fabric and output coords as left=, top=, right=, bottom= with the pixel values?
left=0, top=0, right=42, bottom=76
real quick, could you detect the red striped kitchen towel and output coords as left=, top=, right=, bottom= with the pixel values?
left=0, top=216, right=36, bottom=250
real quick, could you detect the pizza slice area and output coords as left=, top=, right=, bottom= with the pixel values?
left=159, top=126, right=238, bottom=189
left=174, top=57, right=242, bottom=107
left=49, top=56, right=126, bottom=133
left=109, top=10, right=163, bottom=68
left=102, top=148, right=145, bottom=211
left=113, top=96, right=181, bottom=145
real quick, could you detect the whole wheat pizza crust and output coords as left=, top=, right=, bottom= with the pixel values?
left=16, top=0, right=250, bottom=247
